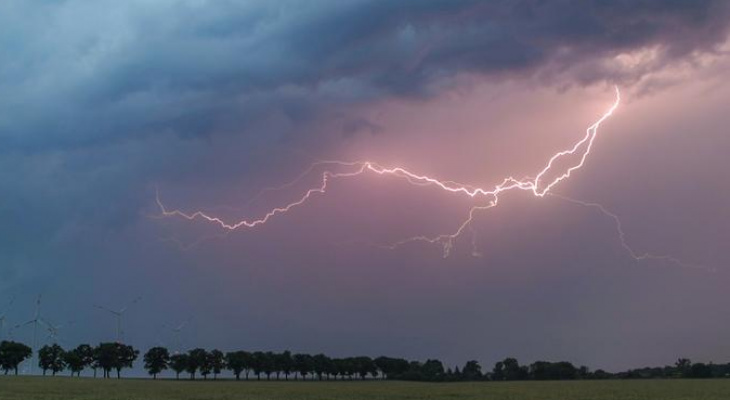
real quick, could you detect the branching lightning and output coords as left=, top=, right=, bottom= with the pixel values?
left=548, top=194, right=713, bottom=271
left=156, top=87, right=704, bottom=269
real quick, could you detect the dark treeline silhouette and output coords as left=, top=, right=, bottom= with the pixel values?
left=2, top=339, right=730, bottom=381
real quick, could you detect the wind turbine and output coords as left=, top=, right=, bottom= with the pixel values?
left=95, top=296, right=141, bottom=343
left=43, top=319, right=74, bottom=345
left=14, top=295, right=46, bottom=375
left=169, top=318, right=191, bottom=354
left=0, top=296, right=15, bottom=340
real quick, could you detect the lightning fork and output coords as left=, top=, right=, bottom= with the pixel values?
left=155, top=87, right=703, bottom=269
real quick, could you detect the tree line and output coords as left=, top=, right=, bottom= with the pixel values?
left=1, top=340, right=729, bottom=381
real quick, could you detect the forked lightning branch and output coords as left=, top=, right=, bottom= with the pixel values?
left=156, top=88, right=706, bottom=270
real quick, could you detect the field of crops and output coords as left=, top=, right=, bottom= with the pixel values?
left=1, top=377, right=730, bottom=400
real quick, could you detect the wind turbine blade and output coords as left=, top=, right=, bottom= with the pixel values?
left=15, top=320, right=35, bottom=328
left=56, top=321, right=73, bottom=329
left=1, top=296, right=14, bottom=312
left=38, top=317, right=52, bottom=329
left=119, top=296, right=143, bottom=314
left=94, top=304, right=118, bottom=315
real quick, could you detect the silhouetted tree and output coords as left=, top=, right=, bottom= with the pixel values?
left=421, top=359, right=446, bottom=381
left=278, top=350, right=294, bottom=380
left=343, top=357, right=357, bottom=380
left=312, top=353, right=330, bottom=380
left=251, top=351, right=265, bottom=380
left=226, top=351, right=250, bottom=380
left=676, top=358, right=692, bottom=377
left=593, top=369, right=612, bottom=379
left=143, top=346, right=170, bottom=379
left=38, top=344, right=66, bottom=376
left=354, top=356, right=376, bottom=380
left=114, top=343, right=138, bottom=379
left=493, top=358, right=528, bottom=381
left=462, top=360, right=482, bottom=380
left=449, top=366, right=462, bottom=381
left=262, top=351, right=276, bottom=380
left=374, top=356, right=409, bottom=379
left=74, top=344, right=94, bottom=377
left=529, top=361, right=578, bottom=380
left=95, top=342, right=138, bottom=379
left=200, top=353, right=212, bottom=380
left=91, top=346, right=101, bottom=378
left=186, top=348, right=207, bottom=380
left=63, top=349, right=84, bottom=377
left=329, top=358, right=343, bottom=380
left=209, top=349, right=225, bottom=380
left=0, top=341, right=32, bottom=375
left=294, top=353, right=314, bottom=380
left=689, top=363, right=713, bottom=378
left=170, top=354, right=188, bottom=380
left=95, top=343, right=116, bottom=378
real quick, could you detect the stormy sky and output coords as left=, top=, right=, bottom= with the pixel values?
left=2, top=0, right=730, bottom=372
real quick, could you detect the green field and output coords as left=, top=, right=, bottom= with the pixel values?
left=1, top=377, right=729, bottom=400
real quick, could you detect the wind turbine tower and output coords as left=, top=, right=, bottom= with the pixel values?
left=95, top=296, right=142, bottom=343
left=15, top=295, right=45, bottom=375
left=171, top=319, right=190, bottom=354
left=0, top=296, right=14, bottom=340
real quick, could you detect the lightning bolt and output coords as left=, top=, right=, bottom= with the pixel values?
left=548, top=194, right=713, bottom=271
left=155, top=87, right=704, bottom=269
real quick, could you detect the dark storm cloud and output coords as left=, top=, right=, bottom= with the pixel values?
left=1, top=0, right=728, bottom=279
left=1, top=0, right=729, bottom=151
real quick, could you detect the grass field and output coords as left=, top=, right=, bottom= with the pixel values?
left=1, top=377, right=729, bottom=400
